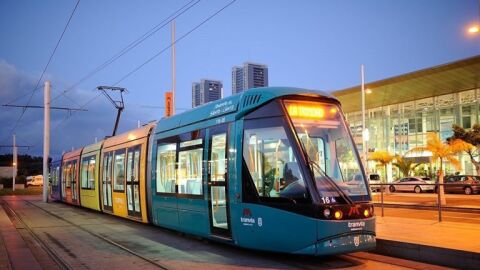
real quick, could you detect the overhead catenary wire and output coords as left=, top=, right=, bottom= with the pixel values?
left=113, top=0, right=237, bottom=86
left=26, top=0, right=237, bottom=154
left=51, top=0, right=201, bottom=104
left=3, top=0, right=81, bottom=143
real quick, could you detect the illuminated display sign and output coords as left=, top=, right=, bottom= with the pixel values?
left=285, top=101, right=338, bottom=119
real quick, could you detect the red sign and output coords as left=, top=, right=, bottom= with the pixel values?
left=165, top=91, right=173, bottom=117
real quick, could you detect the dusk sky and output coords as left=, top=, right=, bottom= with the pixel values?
left=0, top=0, right=479, bottom=158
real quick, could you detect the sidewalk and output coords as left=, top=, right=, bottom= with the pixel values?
left=0, top=202, right=42, bottom=270
left=375, top=215, right=480, bottom=269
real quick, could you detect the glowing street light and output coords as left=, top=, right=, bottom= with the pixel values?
left=468, top=25, right=479, bottom=34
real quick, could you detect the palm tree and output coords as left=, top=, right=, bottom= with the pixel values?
left=393, top=156, right=422, bottom=177
left=368, top=150, right=395, bottom=183
left=409, top=133, right=471, bottom=205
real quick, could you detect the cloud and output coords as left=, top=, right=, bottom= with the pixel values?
left=0, top=59, right=157, bottom=159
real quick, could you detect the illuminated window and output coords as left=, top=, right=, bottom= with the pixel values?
left=156, top=143, right=176, bottom=193
left=113, top=150, right=126, bottom=192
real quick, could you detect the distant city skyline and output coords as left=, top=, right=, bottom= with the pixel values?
left=191, top=79, right=223, bottom=108
left=232, top=62, right=268, bottom=94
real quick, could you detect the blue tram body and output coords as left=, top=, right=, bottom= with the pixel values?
left=148, top=87, right=375, bottom=255
left=51, top=87, right=375, bottom=255
left=49, top=160, right=62, bottom=201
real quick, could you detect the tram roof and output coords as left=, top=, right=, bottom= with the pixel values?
left=63, top=148, right=82, bottom=160
left=155, top=87, right=335, bottom=134
left=82, top=141, right=103, bottom=156
left=332, top=55, right=480, bottom=113
left=103, top=122, right=156, bottom=149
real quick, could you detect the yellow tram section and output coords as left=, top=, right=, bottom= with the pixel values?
left=101, top=123, right=155, bottom=223
left=79, top=141, right=103, bottom=211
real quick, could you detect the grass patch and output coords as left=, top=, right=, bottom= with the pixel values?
left=0, top=186, right=43, bottom=196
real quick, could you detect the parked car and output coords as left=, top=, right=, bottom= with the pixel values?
left=368, top=173, right=382, bottom=192
left=440, top=175, right=480, bottom=195
left=389, top=177, right=435, bottom=193
left=26, top=175, right=43, bottom=187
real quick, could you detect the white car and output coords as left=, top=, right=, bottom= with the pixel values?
left=389, top=177, right=435, bottom=193
left=26, top=175, right=43, bottom=187
left=368, top=173, right=382, bottom=192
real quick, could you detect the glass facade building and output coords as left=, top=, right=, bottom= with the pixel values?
left=333, top=55, right=480, bottom=180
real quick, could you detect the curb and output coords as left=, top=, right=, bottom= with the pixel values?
left=374, top=239, right=480, bottom=270
left=373, top=203, right=480, bottom=213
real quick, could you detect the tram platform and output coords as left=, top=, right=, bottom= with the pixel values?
left=0, top=195, right=477, bottom=270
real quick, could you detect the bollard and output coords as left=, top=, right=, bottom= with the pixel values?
left=381, top=184, right=384, bottom=217
left=437, top=182, right=442, bottom=222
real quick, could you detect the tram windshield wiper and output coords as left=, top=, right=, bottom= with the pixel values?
left=307, top=158, right=354, bottom=206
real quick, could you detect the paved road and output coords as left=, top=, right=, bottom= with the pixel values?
left=1, top=196, right=451, bottom=270
left=372, top=192, right=480, bottom=208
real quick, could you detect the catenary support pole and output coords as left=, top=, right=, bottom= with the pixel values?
left=12, top=134, right=17, bottom=191
left=171, top=20, right=176, bottom=115
left=43, top=81, right=50, bottom=203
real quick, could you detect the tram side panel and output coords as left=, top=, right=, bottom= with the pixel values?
left=79, top=141, right=103, bottom=211
left=62, top=148, right=82, bottom=206
left=100, top=124, right=154, bottom=223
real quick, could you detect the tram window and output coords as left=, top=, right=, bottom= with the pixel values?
left=127, top=147, right=140, bottom=182
left=81, top=156, right=96, bottom=189
left=156, top=143, right=176, bottom=193
left=243, top=124, right=308, bottom=200
left=210, top=134, right=226, bottom=182
left=178, top=146, right=203, bottom=195
left=81, top=159, right=88, bottom=188
left=113, top=150, right=126, bottom=192
left=65, top=163, right=72, bottom=187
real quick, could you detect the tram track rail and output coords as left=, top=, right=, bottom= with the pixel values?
left=4, top=199, right=170, bottom=270
left=0, top=199, right=72, bottom=270
left=3, top=198, right=447, bottom=270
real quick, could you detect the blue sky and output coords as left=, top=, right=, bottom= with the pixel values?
left=0, top=0, right=479, bottom=157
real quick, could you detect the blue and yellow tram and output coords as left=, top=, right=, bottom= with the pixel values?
left=50, top=87, right=375, bottom=255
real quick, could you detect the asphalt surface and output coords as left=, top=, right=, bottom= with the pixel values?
left=0, top=196, right=452, bottom=270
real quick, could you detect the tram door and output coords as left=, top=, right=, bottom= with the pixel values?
left=102, top=153, right=113, bottom=211
left=207, top=126, right=231, bottom=238
left=126, top=146, right=141, bottom=218
left=71, top=160, right=78, bottom=203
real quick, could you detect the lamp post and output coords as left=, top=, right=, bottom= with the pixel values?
left=361, top=65, right=369, bottom=173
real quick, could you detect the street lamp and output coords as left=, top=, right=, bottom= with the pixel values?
left=361, top=66, right=371, bottom=173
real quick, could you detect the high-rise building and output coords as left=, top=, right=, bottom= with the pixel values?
left=191, top=79, right=223, bottom=108
left=232, top=62, right=268, bottom=94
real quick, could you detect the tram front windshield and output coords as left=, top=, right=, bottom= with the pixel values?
left=285, top=100, right=369, bottom=203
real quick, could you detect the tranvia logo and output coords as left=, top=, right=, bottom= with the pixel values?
left=240, top=208, right=255, bottom=226
left=348, top=221, right=366, bottom=231
left=257, top=217, right=263, bottom=227
left=348, top=205, right=360, bottom=216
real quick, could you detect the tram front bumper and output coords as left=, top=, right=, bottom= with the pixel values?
left=292, top=233, right=376, bottom=255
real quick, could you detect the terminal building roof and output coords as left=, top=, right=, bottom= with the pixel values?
left=332, top=55, right=480, bottom=113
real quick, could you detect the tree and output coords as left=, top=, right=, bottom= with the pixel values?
left=410, top=133, right=470, bottom=205
left=368, top=150, right=395, bottom=182
left=393, top=156, right=422, bottom=177
left=448, top=124, right=480, bottom=175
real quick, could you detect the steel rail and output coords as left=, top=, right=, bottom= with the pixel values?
left=0, top=200, right=72, bottom=270
left=22, top=200, right=170, bottom=270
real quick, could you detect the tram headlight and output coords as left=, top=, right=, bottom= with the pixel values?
left=323, top=208, right=331, bottom=218
left=363, top=209, right=370, bottom=217
left=334, top=210, right=343, bottom=220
